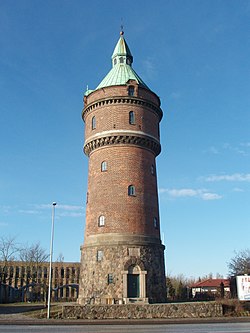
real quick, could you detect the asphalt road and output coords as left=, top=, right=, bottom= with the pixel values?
left=1, top=323, right=250, bottom=333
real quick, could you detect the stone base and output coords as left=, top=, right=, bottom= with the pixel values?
left=78, top=238, right=167, bottom=304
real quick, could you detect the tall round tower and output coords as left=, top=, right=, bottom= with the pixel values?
left=78, top=31, right=166, bottom=304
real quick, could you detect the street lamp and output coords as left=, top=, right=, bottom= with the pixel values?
left=47, top=202, right=57, bottom=319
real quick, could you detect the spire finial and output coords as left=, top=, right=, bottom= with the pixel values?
left=120, top=18, right=124, bottom=36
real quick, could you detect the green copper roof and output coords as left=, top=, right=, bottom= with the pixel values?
left=96, top=61, right=149, bottom=89
left=95, top=31, right=149, bottom=91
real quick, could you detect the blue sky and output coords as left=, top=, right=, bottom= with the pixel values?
left=0, top=0, right=249, bottom=279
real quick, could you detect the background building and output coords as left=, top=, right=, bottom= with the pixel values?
left=190, top=278, right=230, bottom=300
left=0, top=261, right=80, bottom=303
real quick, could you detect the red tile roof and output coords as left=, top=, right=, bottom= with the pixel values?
left=191, top=279, right=230, bottom=288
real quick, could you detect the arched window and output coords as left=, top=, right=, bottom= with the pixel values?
left=101, top=161, right=107, bottom=172
left=153, top=217, right=158, bottom=229
left=119, top=57, right=124, bottom=63
left=92, top=116, right=96, bottom=130
left=128, top=185, right=136, bottom=196
left=128, top=86, right=134, bottom=96
left=98, top=215, right=105, bottom=227
left=129, top=111, right=135, bottom=125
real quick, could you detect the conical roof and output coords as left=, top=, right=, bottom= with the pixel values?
left=95, top=31, right=149, bottom=91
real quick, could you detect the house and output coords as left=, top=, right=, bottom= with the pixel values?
left=190, top=278, right=230, bottom=299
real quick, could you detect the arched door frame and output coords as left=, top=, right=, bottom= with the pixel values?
left=122, top=259, right=148, bottom=303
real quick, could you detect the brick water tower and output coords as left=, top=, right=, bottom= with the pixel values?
left=78, top=31, right=166, bottom=304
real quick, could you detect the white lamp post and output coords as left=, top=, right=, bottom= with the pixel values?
left=47, top=202, right=57, bottom=319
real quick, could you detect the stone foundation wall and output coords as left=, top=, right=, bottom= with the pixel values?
left=78, top=242, right=166, bottom=304
left=62, top=302, right=223, bottom=319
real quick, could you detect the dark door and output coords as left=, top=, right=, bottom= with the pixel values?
left=127, top=274, right=139, bottom=297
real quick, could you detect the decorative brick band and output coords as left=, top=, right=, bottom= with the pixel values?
left=83, top=133, right=161, bottom=156
left=82, top=96, right=163, bottom=121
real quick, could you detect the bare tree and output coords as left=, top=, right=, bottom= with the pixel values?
left=0, top=236, right=18, bottom=262
left=56, top=253, right=64, bottom=263
left=19, top=242, right=49, bottom=283
left=228, top=249, right=250, bottom=276
left=0, top=236, right=19, bottom=283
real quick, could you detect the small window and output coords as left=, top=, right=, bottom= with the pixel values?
left=98, top=215, right=105, bottom=227
left=101, top=161, right=107, bottom=172
left=153, top=217, right=158, bottom=229
left=129, top=111, right=135, bottom=125
left=128, top=86, right=134, bottom=96
left=151, top=164, right=155, bottom=175
left=114, top=58, right=117, bottom=66
left=92, top=116, right=96, bottom=130
left=97, top=250, right=103, bottom=262
left=128, top=185, right=136, bottom=196
left=119, top=57, right=124, bottom=63
left=108, top=273, right=113, bottom=284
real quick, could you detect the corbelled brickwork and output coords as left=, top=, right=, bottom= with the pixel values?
left=79, top=32, right=167, bottom=305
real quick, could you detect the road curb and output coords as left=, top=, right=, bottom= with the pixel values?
left=1, top=316, right=250, bottom=325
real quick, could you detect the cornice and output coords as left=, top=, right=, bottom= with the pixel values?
left=82, top=96, right=163, bottom=121
left=86, top=129, right=159, bottom=143
left=84, top=133, right=161, bottom=156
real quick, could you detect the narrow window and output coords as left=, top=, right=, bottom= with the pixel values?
left=119, top=57, right=124, bottom=63
left=97, top=250, right=103, bottom=262
left=15, top=267, right=20, bottom=278
left=108, top=273, right=113, bottom=284
left=92, top=116, right=96, bottom=130
left=101, top=161, right=107, bottom=172
left=114, top=58, right=117, bottom=66
left=129, top=111, right=135, bottom=125
left=66, top=268, right=70, bottom=279
left=151, top=164, right=155, bottom=175
left=43, top=267, right=47, bottom=279
left=128, top=86, right=134, bottom=96
left=128, top=185, right=136, bottom=196
left=98, top=215, right=105, bottom=227
left=153, top=217, right=158, bottom=229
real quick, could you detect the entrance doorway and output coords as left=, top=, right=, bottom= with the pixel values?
left=127, top=274, right=139, bottom=298
left=122, top=262, right=148, bottom=303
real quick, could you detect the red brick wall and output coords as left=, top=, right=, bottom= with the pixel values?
left=83, top=80, right=163, bottom=244
left=84, top=101, right=160, bottom=141
left=84, top=84, right=160, bottom=107
left=85, top=145, right=160, bottom=238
